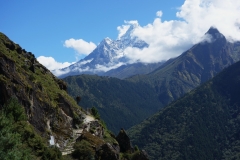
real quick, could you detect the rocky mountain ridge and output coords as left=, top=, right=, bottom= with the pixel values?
left=128, top=27, right=240, bottom=106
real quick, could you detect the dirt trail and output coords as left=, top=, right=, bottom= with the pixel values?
left=61, top=115, right=95, bottom=155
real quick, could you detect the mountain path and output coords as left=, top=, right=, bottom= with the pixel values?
left=61, top=114, right=95, bottom=155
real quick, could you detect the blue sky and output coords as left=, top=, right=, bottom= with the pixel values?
left=1, top=0, right=240, bottom=71
left=1, top=1, right=183, bottom=61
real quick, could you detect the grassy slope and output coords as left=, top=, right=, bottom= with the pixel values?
left=0, top=32, right=80, bottom=111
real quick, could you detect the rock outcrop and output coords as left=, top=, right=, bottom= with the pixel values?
left=116, top=129, right=149, bottom=160
left=96, top=143, right=120, bottom=160
left=116, top=129, right=132, bottom=153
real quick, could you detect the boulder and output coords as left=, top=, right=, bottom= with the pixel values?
left=116, top=129, right=132, bottom=153
left=96, top=143, right=120, bottom=160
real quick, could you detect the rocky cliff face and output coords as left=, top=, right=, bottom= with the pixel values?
left=0, top=32, right=148, bottom=159
left=0, top=32, right=82, bottom=150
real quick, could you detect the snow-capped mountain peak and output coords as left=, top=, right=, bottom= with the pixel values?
left=55, top=25, right=149, bottom=78
left=103, top=37, right=112, bottom=45
left=119, top=23, right=139, bottom=41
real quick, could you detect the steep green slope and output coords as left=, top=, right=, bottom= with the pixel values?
left=0, top=98, right=63, bottom=159
left=0, top=32, right=149, bottom=160
left=0, top=32, right=83, bottom=149
left=128, top=60, right=240, bottom=160
left=128, top=27, right=240, bottom=106
left=64, top=74, right=162, bottom=133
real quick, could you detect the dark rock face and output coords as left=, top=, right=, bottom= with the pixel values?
left=205, top=27, right=225, bottom=40
left=131, top=150, right=149, bottom=160
left=75, top=129, right=149, bottom=160
left=75, top=130, right=120, bottom=160
left=116, top=129, right=132, bottom=153
left=56, top=78, right=67, bottom=91
left=96, top=143, right=120, bottom=160
left=115, top=129, right=149, bottom=160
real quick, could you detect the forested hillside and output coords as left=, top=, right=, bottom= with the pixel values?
left=64, top=75, right=161, bottom=133
left=128, top=60, right=240, bottom=160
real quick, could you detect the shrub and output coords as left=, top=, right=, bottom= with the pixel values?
left=91, top=107, right=100, bottom=119
left=0, top=97, right=63, bottom=160
left=0, top=98, right=32, bottom=160
left=42, top=146, right=62, bottom=160
left=2, top=97, right=26, bottom=122
left=72, top=140, right=95, bottom=160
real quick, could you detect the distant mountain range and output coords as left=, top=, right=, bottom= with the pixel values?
left=55, top=23, right=164, bottom=79
left=64, top=27, right=240, bottom=134
left=128, top=27, right=240, bottom=106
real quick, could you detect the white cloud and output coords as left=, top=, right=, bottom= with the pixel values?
left=64, top=38, right=96, bottom=56
left=37, top=56, right=75, bottom=71
left=177, top=0, right=240, bottom=41
left=156, top=10, right=163, bottom=17
left=71, top=59, right=93, bottom=67
left=41, top=0, right=240, bottom=76
left=117, top=20, right=139, bottom=39
left=117, top=24, right=130, bottom=39
left=51, top=61, right=124, bottom=77
left=51, top=68, right=71, bottom=77
left=95, top=62, right=125, bottom=72
left=72, top=61, right=124, bottom=73
left=119, top=0, right=240, bottom=63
